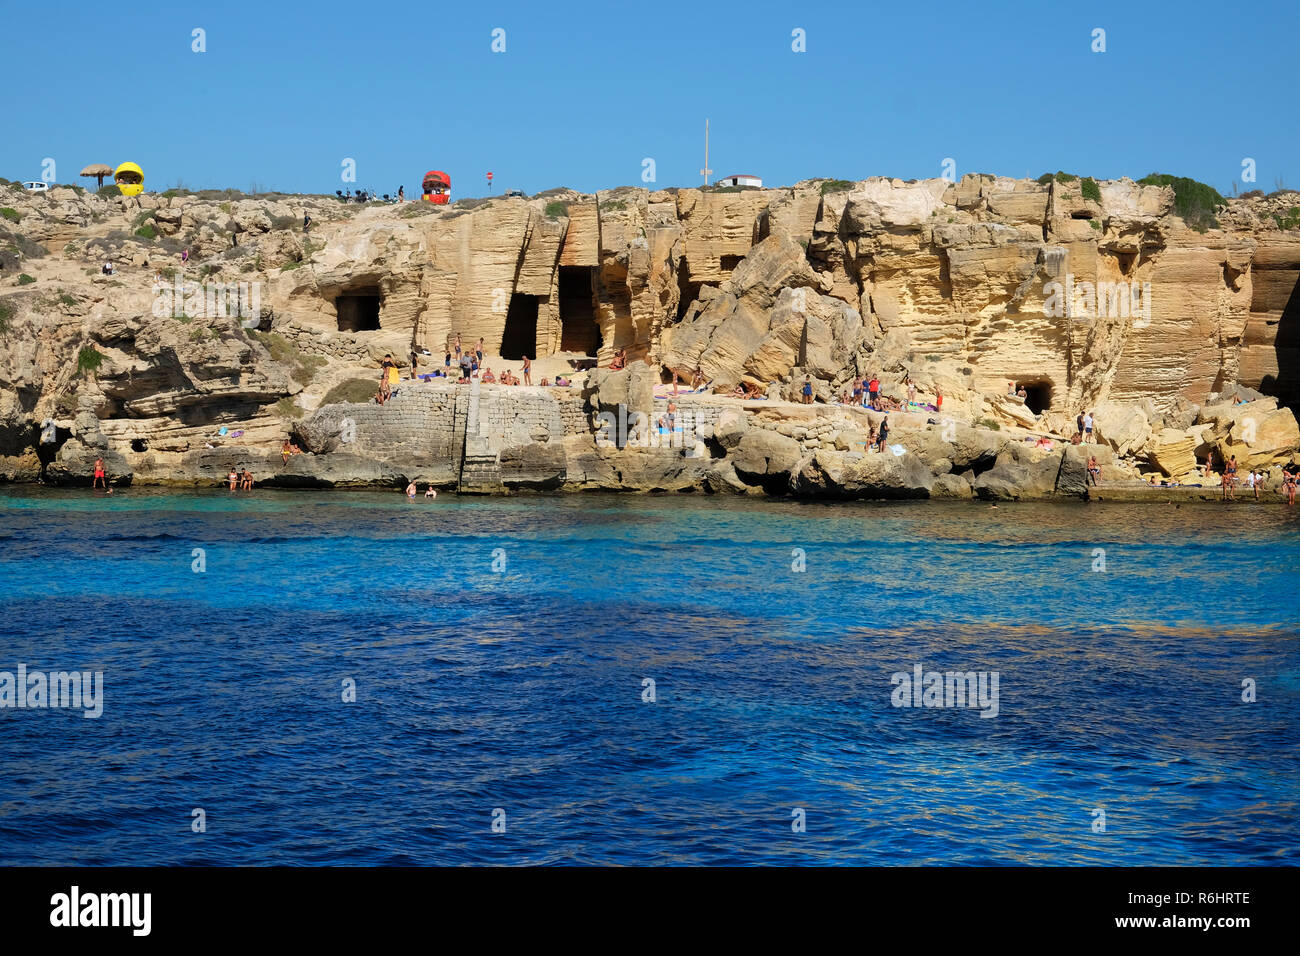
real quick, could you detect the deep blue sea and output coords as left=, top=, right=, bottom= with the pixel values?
left=0, top=488, right=1296, bottom=865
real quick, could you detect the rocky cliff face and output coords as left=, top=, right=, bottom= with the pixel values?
left=1, top=174, right=1297, bottom=497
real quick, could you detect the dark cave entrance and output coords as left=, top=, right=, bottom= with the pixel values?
left=1258, top=270, right=1300, bottom=411
left=335, top=288, right=381, bottom=332
left=558, top=266, right=602, bottom=355
left=501, top=293, right=540, bottom=360
left=1021, top=381, right=1053, bottom=416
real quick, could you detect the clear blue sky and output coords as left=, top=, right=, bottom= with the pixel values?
left=5, top=0, right=1296, bottom=199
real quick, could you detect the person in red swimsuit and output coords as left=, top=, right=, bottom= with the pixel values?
left=93, top=457, right=107, bottom=490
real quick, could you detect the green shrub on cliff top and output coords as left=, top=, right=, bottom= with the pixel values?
left=1080, top=177, right=1101, bottom=202
left=819, top=179, right=854, bottom=196
left=1037, top=171, right=1078, bottom=185
left=544, top=200, right=569, bottom=219
left=1137, top=173, right=1225, bottom=232
left=1274, top=207, right=1300, bottom=230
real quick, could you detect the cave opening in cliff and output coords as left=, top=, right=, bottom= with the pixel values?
left=501, top=293, right=540, bottom=360
left=335, top=288, right=382, bottom=333
left=558, top=266, right=602, bottom=355
left=720, top=255, right=744, bottom=272
left=1021, top=381, right=1053, bottom=415
left=1259, top=272, right=1300, bottom=410
left=676, top=261, right=713, bottom=322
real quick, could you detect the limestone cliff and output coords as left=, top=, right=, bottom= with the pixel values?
left=1, top=173, right=1297, bottom=498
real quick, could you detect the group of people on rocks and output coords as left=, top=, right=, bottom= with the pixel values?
left=376, top=335, right=568, bottom=401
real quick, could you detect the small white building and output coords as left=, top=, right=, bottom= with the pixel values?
left=715, top=173, right=762, bottom=188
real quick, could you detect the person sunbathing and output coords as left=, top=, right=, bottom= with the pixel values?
left=482, top=368, right=496, bottom=383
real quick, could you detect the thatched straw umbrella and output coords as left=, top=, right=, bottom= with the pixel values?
left=80, top=164, right=114, bottom=189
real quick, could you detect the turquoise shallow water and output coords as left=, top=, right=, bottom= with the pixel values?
left=0, top=488, right=1296, bottom=865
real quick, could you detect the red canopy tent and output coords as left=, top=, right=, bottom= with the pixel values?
left=422, top=171, right=450, bottom=204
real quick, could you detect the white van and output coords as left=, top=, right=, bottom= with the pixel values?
left=21, top=181, right=49, bottom=192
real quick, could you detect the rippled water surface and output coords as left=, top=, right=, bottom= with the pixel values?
left=0, top=488, right=1296, bottom=865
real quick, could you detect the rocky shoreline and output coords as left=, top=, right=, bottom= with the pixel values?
left=2, top=173, right=1298, bottom=498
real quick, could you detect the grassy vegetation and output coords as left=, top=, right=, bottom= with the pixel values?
left=819, top=179, right=855, bottom=196
left=321, top=377, right=378, bottom=405
left=97, top=184, right=121, bottom=198
left=280, top=260, right=303, bottom=271
left=1137, top=173, right=1225, bottom=232
left=1274, top=206, right=1300, bottom=230
left=0, top=300, right=12, bottom=334
left=544, top=200, right=569, bottom=219
left=977, top=417, right=1001, bottom=431
left=252, top=331, right=328, bottom=385
left=601, top=200, right=627, bottom=212
left=1080, top=177, right=1101, bottom=202
left=0, top=208, right=21, bottom=223
left=1037, top=171, right=1078, bottom=185
left=1089, top=219, right=1102, bottom=231
left=133, top=224, right=158, bottom=241
left=17, top=273, right=35, bottom=284
left=58, top=293, right=76, bottom=308
left=275, top=397, right=306, bottom=419
left=77, top=345, right=103, bottom=376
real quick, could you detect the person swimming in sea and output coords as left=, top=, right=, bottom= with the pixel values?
left=405, top=481, right=417, bottom=499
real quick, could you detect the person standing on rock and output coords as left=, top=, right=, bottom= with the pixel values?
left=476, top=337, right=485, bottom=365
left=398, top=186, right=405, bottom=202
left=93, top=457, right=107, bottom=491
left=303, top=213, right=312, bottom=234
left=802, top=375, right=813, bottom=405
left=522, top=356, right=533, bottom=386
left=878, top=415, right=890, bottom=448
left=1083, top=411, right=1095, bottom=443
left=1087, top=455, right=1101, bottom=486
left=868, top=375, right=880, bottom=407
left=1284, top=470, right=1297, bottom=506
left=228, top=467, right=239, bottom=492
left=454, top=334, right=462, bottom=363
left=409, top=348, right=419, bottom=380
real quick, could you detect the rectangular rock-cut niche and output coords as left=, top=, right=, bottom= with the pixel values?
left=558, top=266, right=601, bottom=355
left=336, top=287, right=382, bottom=332
left=502, top=293, right=540, bottom=360
left=1021, top=380, right=1053, bottom=415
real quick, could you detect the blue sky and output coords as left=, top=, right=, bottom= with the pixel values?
left=4, top=0, right=1296, bottom=199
